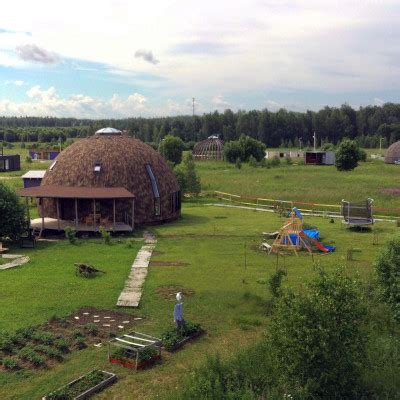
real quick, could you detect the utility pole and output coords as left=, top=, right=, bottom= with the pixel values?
left=380, top=137, right=383, bottom=155
left=299, top=138, right=303, bottom=150
left=313, top=130, right=317, bottom=151
left=192, top=97, right=195, bottom=116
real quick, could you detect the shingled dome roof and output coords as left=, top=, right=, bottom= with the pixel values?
left=40, top=133, right=181, bottom=225
left=385, top=141, right=400, bottom=164
left=192, top=135, right=224, bottom=161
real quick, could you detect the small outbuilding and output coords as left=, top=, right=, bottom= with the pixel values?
left=0, top=154, right=20, bottom=172
left=192, top=135, right=224, bottom=161
left=304, top=151, right=335, bottom=165
left=385, top=141, right=400, bottom=164
left=22, top=170, right=46, bottom=188
left=29, top=149, right=60, bottom=161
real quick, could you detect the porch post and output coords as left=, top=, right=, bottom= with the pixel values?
left=41, top=198, right=45, bottom=231
left=75, top=198, right=78, bottom=230
left=93, top=199, right=96, bottom=231
left=56, top=198, right=61, bottom=231
left=131, top=198, right=135, bottom=231
left=25, top=197, right=31, bottom=229
left=113, top=198, right=116, bottom=230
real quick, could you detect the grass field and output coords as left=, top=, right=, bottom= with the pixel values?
left=196, top=158, right=400, bottom=211
left=0, top=203, right=397, bottom=399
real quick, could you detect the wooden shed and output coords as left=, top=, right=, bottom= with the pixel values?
left=304, top=151, right=335, bottom=165
left=0, top=154, right=20, bottom=172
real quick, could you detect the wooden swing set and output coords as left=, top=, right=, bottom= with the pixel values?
left=269, top=208, right=312, bottom=256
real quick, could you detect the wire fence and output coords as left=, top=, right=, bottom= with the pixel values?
left=214, top=191, right=400, bottom=221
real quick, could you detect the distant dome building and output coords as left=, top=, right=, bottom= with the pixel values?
left=192, top=135, right=224, bottom=161
left=19, top=128, right=181, bottom=232
left=385, top=141, right=400, bottom=164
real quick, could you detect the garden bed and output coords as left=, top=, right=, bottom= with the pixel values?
left=43, top=369, right=117, bottom=400
left=161, top=322, right=204, bottom=352
left=0, top=308, right=140, bottom=372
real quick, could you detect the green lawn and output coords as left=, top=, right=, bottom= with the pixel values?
left=0, top=203, right=397, bottom=399
left=196, top=158, right=400, bottom=211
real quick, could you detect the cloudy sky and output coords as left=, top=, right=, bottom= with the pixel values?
left=0, top=0, right=399, bottom=118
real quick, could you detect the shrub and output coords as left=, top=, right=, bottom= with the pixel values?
left=375, top=236, right=400, bottom=321
left=285, top=156, right=293, bottom=165
left=0, top=332, right=15, bottom=353
left=174, top=153, right=201, bottom=195
left=335, top=138, right=363, bottom=171
left=99, top=226, right=111, bottom=245
left=18, top=345, right=46, bottom=367
left=223, top=141, right=243, bottom=163
left=159, top=135, right=185, bottom=165
left=0, top=182, right=27, bottom=240
left=268, top=269, right=367, bottom=398
left=268, top=269, right=286, bottom=299
left=72, top=329, right=84, bottom=339
left=64, top=226, right=76, bottom=244
left=74, top=339, right=87, bottom=350
left=161, top=321, right=202, bottom=351
left=25, top=156, right=32, bottom=163
left=2, top=356, right=20, bottom=370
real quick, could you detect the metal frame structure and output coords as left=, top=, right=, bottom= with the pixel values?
left=108, top=332, right=161, bottom=370
left=341, top=198, right=374, bottom=227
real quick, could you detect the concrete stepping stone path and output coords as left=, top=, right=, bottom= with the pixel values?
left=117, top=231, right=157, bottom=307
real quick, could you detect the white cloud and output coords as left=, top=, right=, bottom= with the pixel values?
left=4, top=79, right=24, bottom=86
left=373, top=97, right=385, bottom=106
left=134, top=49, right=159, bottom=64
left=0, top=85, right=175, bottom=118
left=211, top=94, right=230, bottom=110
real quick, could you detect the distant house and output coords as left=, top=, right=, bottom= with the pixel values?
left=29, top=149, right=60, bottom=161
left=22, top=170, right=46, bottom=188
left=304, top=151, right=335, bottom=165
left=0, top=154, right=20, bottom=172
left=265, top=150, right=304, bottom=159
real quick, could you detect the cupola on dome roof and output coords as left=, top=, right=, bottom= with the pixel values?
left=95, top=127, right=122, bottom=136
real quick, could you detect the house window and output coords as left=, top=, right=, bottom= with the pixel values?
left=145, top=164, right=160, bottom=216
left=94, top=161, right=101, bottom=173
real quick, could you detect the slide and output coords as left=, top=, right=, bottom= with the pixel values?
left=299, top=231, right=335, bottom=253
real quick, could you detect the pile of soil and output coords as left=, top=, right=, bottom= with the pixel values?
left=155, top=285, right=195, bottom=300
left=149, top=261, right=189, bottom=267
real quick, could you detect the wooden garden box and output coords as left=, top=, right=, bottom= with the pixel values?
left=42, top=370, right=117, bottom=400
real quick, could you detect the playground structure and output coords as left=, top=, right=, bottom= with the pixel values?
left=269, top=208, right=335, bottom=256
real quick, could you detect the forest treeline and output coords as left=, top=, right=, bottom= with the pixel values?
left=1, top=103, right=400, bottom=148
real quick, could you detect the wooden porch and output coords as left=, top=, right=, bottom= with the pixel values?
left=30, top=218, right=133, bottom=233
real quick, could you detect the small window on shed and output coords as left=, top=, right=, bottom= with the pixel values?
left=94, top=161, right=101, bottom=173
left=49, top=160, right=57, bottom=170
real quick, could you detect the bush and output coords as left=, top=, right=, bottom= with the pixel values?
left=268, top=269, right=367, bottom=398
left=32, top=331, right=56, bottom=345
left=0, top=332, right=15, bottom=353
left=268, top=269, right=286, bottom=299
left=375, top=236, right=400, bottom=321
left=25, top=156, right=32, bottom=163
left=54, top=338, right=69, bottom=353
left=99, top=226, right=111, bottom=245
left=159, top=135, right=185, bottom=165
left=35, top=344, right=63, bottom=361
left=285, top=156, right=293, bottom=165
left=224, top=135, right=266, bottom=163
left=335, top=138, right=363, bottom=171
left=64, top=226, right=76, bottom=244
left=0, top=182, right=27, bottom=240
left=174, top=153, right=201, bottom=195
left=223, top=141, right=243, bottom=163
left=2, top=356, right=20, bottom=370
